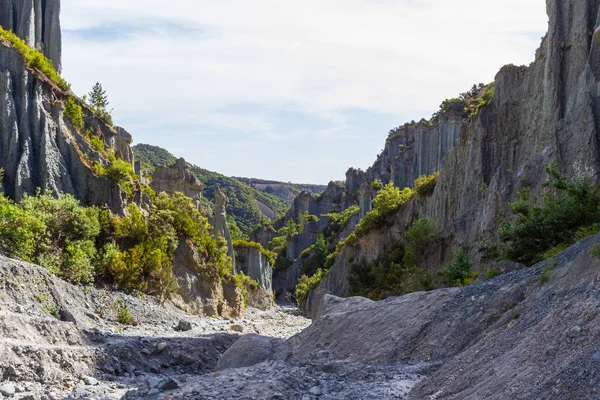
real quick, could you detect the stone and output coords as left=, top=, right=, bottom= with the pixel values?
left=308, top=386, right=322, bottom=396
left=591, top=352, right=600, bottom=362
left=216, top=334, right=277, bottom=371
left=83, top=376, right=99, bottom=386
left=157, top=378, right=179, bottom=391
left=148, top=388, right=160, bottom=395
left=146, top=377, right=161, bottom=389
left=156, top=342, right=168, bottom=353
left=177, top=320, right=193, bottom=332
left=570, top=326, right=582, bottom=335
left=0, top=384, right=15, bottom=397
left=141, top=348, right=151, bottom=356
left=230, top=324, right=244, bottom=332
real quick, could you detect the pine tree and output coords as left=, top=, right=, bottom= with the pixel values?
left=88, top=82, right=109, bottom=113
left=87, top=82, right=112, bottom=124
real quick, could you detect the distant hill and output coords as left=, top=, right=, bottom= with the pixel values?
left=234, top=177, right=326, bottom=201
left=133, top=144, right=296, bottom=234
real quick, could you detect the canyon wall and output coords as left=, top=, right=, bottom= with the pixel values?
left=0, top=0, right=62, bottom=72
left=314, top=0, right=600, bottom=302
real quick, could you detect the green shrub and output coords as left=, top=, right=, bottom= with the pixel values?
left=0, top=196, right=45, bottom=261
left=64, top=96, right=84, bottom=132
left=499, top=165, right=600, bottom=265
left=0, top=27, right=70, bottom=91
left=485, top=268, right=501, bottom=280
left=356, top=183, right=415, bottom=237
left=300, top=234, right=329, bottom=277
left=117, top=298, right=133, bottom=325
left=295, top=268, right=326, bottom=306
left=403, top=217, right=438, bottom=268
left=439, top=250, right=473, bottom=287
left=538, top=259, right=557, bottom=284
left=234, top=272, right=259, bottom=306
left=20, top=193, right=100, bottom=284
left=233, top=239, right=276, bottom=266
left=89, top=135, right=105, bottom=153
left=0, top=190, right=229, bottom=300
left=370, top=179, right=383, bottom=190
left=414, top=172, right=439, bottom=197
left=323, top=205, right=359, bottom=236
left=105, top=159, right=133, bottom=185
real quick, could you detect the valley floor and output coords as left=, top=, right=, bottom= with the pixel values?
left=0, top=257, right=312, bottom=400
left=0, top=257, right=426, bottom=400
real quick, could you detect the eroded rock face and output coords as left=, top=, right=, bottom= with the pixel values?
left=171, top=237, right=244, bottom=318
left=234, top=245, right=272, bottom=292
left=313, top=0, right=600, bottom=301
left=213, top=185, right=235, bottom=265
left=151, top=157, right=203, bottom=201
left=0, top=44, right=127, bottom=214
left=0, top=0, right=62, bottom=72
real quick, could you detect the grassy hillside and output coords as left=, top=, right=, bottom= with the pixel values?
left=133, top=144, right=290, bottom=234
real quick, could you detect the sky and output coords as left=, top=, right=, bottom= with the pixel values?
left=61, top=0, right=548, bottom=185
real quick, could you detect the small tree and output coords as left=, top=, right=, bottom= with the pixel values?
left=88, top=82, right=109, bottom=113
left=88, top=82, right=113, bottom=124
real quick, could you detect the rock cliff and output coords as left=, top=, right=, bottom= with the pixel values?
left=0, top=0, right=62, bottom=72
left=213, top=185, right=236, bottom=265
left=171, top=237, right=244, bottom=318
left=312, top=0, right=600, bottom=303
left=150, top=157, right=204, bottom=203
left=0, top=41, right=129, bottom=214
left=234, top=245, right=272, bottom=292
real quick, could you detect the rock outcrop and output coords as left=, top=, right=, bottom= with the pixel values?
left=234, top=245, right=272, bottom=292
left=310, top=0, right=600, bottom=303
left=0, top=0, right=62, bottom=72
left=213, top=185, right=235, bottom=265
left=150, top=157, right=204, bottom=202
left=0, top=42, right=128, bottom=214
left=171, top=237, right=244, bottom=318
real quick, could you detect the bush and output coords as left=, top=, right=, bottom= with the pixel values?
left=233, top=239, right=276, bottom=266
left=117, top=298, right=133, bottom=325
left=64, top=96, right=84, bottom=132
left=485, top=268, right=501, bottom=280
left=0, top=27, right=70, bottom=91
left=403, top=217, right=438, bottom=268
left=234, top=272, right=259, bottom=306
left=414, top=172, right=439, bottom=197
left=300, top=234, right=329, bottom=277
left=89, top=135, right=105, bottom=153
left=370, top=179, right=383, bottom=190
left=295, top=268, right=326, bottom=306
left=105, top=159, right=133, bottom=185
left=439, top=250, right=473, bottom=286
left=355, top=183, right=415, bottom=237
left=323, top=205, right=359, bottom=236
left=0, top=190, right=228, bottom=301
left=499, top=165, right=600, bottom=265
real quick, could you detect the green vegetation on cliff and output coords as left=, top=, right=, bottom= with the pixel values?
left=0, top=191, right=233, bottom=300
left=132, top=144, right=290, bottom=234
left=0, top=27, right=69, bottom=91
left=498, top=165, right=600, bottom=265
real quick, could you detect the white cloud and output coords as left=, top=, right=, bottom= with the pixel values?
left=61, top=0, right=548, bottom=183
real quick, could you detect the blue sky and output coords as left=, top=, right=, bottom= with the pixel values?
left=61, top=0, right=547, bottom=184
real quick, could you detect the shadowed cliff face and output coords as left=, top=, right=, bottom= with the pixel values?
left=347, top=111, right=463, bottom=194
left=0, top=0, right=62, bottom=72
left=313, top=0, right=600, bottom=301
left=0, top=43, right=128, bottom=214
